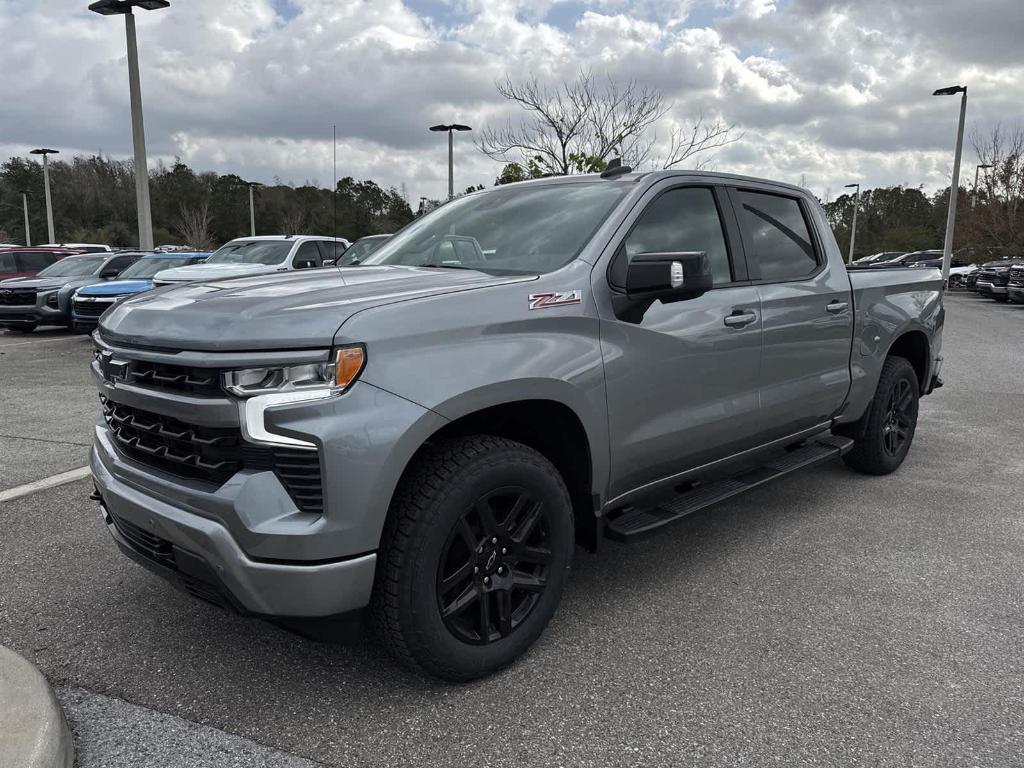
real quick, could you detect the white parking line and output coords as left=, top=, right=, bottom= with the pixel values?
left=0, top=466, right=91, bottom=503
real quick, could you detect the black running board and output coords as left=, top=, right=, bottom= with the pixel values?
left=604, top=435, right=854, bottom=542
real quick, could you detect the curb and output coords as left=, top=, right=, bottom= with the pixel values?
left=0, top=645, right=74, bottom=768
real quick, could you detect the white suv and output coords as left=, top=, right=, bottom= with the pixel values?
left=152, top=235, right=350, bottom=285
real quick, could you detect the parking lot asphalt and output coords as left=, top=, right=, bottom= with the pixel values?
left=1, top=294, right=1023, bottom=767
left=0, top=328, right=95, bottom=490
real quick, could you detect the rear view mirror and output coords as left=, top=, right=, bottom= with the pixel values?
left=322, top=259, right=336, bottom=267
left=100, top=268, right=120, bottom=279
left=612, top=251, right=713, bottom=323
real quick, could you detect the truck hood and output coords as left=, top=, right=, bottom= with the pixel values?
left=153, top=262, right=282, bottom=284
left=99, top=266, right=534, bottom=351
left=77, top=279, right=153, bottom=296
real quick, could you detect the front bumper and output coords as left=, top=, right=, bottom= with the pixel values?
left=976, top=281, right=1007, bottom=296
left=1007, top=282, right=1024, bottom=303
left=0, top=298, right=66, bottom=326
left=91, top=440, right=377, bottom=617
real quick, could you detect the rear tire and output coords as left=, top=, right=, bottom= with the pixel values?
left=843, top=356, right=920, bottom=475
left=372, top=435, right=574, bottom=681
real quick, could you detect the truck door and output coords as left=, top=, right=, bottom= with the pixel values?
left=597, top=183, right=763, bottom=500
left=728, top=187, right=853, bottom=440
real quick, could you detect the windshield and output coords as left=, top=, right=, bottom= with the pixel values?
left=36, top=256, right=104, bottom=277
left=338, top=237, right=389, bottom=266
left=119, top=257, right=201, bottom=279
left=361, top=182, right=628, bottom=274
left=206, top=240, right=292, bottom=265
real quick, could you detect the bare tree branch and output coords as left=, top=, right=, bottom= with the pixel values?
left=176, top=200, right=212, bottom=250
left=476, top=70, right=741, bottom=176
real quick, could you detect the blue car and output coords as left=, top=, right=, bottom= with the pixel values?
left=71, top=252, right=209, bottom=332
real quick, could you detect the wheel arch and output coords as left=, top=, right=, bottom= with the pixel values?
left=886, top=328, right=931, bottom=391
left=395, top=391, right=606, bottom=552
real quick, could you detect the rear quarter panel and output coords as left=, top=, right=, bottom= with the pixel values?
left=840, top=268, right=944, bottom=423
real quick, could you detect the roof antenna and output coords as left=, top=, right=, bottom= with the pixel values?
left=601, top=157, right=631, bottom=179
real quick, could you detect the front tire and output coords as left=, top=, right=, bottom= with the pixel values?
left=843, top=356, right=920, bottom=475
left=372, top=435, right=574, bottom=681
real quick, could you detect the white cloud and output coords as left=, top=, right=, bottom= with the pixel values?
left=0, top=0, right=1018, bottom=205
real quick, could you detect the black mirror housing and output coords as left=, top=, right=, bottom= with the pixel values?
left=626, top=251, right=712, bottom=301
left=100, top=268, right=120, bottom=279
left=612, top=251, right=713, bottom=323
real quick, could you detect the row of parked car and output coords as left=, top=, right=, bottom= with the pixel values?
left=851, top=248, right=1024, bottom=302
left=0, top=233, right=394, bottom=333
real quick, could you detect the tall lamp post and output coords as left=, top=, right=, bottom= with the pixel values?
left=29, top=149, right=58, bottom=244
left=246, top=182, right=262, bottom=237
left=88, top=0, right=169, bottom=251
left=19, top=191, right=31, bottom=246
left=972, top=163, right=993, bottom=207
left=429, top=123, right=472, bottom=200
left=844, top=183, right=860, bottom=263
left=933, top=84, right=967, bottom=286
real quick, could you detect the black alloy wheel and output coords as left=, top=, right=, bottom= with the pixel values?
left=881, top=378, right=914, bottom=457
left=436, top=487, right=552, bottom=644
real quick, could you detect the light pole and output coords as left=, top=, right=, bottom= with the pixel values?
left=429, top=123, right=472, bottom=200
left=89, top=0, right=169, bottom=251
left=19, top=191, right=31, bottom=246
left=246, top=182, right=262, bottom=237
left=29, top=149, right=58, bottom=244
left=972, top=163, right=993, bottom=207
left=933, top=84, right=967, bottom=286
left=844, top=183, right=860, bottom=263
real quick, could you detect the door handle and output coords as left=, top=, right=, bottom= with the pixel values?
left=724, top=310, right=757, bottom=328
left=826, top=300, right=849, bottom=314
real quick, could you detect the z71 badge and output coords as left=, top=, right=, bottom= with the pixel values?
left=528, top=290, right=582, bottom=310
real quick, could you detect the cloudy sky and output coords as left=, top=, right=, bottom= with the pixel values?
left=0, top=0, right=1018, bottom=204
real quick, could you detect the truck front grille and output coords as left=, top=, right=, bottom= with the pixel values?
left=101, top=396, right=323, bottom=514
left=1009, top=267, right=1024, bottom=282
left=0, top=288, right=36, bottom=306
left=124, top=360, right=223, bottom=397
left=73, top=299, right=110, bottom=318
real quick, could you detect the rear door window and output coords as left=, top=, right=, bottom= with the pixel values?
left=735, top=190, right=819, bottom=282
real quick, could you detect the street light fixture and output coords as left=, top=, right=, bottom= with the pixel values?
left=29, top=148, right=59, bottom=244
left=844, top=183, right=860, bottom=264
left=18, top=191, right=31, bottom=246
left=932, top=84, right=967, bottom=286
left=88, top=0, right=169, bottom=251
left=972, top=163, right=993, bottom=207
left=429, top=123, right=472, bottom=200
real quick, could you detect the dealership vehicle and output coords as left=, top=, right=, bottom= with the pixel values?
left=894, top=250, right=976, bottom=286
left=1007, top=263, right=1024, bottom=304
left=974, top=259, right=1019, bottom=301
left=0, top=251, right=140, bottom=331
left=851, top=251, right=904, bottom=265
left=71, top=252, right=210, bottom=332
left=43, top=242, right=113, bottom=253
left=0, top=246, right=75, bottom=281
left=336, top=234, right=392, bottom=266
left=152, top=235, right=350, bottom=285
left=90, top=171, right=944, bottom=680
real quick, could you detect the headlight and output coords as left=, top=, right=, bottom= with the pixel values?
left=44, top=291, right=59, bottom=308
left=222, top=346, right=365, bottom=397
left=227, top=346, right=366, bottom=449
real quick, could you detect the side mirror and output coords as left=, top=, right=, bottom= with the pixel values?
left=613, top=251, right=713, bottom=323
left=100, top=268, right=120, bottom=279
left=322, top=259, right=335, bottom=267
left=295, top=260, right=317, bottom=270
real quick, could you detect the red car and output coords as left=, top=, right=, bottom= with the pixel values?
left=0, top=247, right=79, bottom=280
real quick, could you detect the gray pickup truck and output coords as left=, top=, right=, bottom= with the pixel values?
left=89, top=170, right=944, bottom=680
